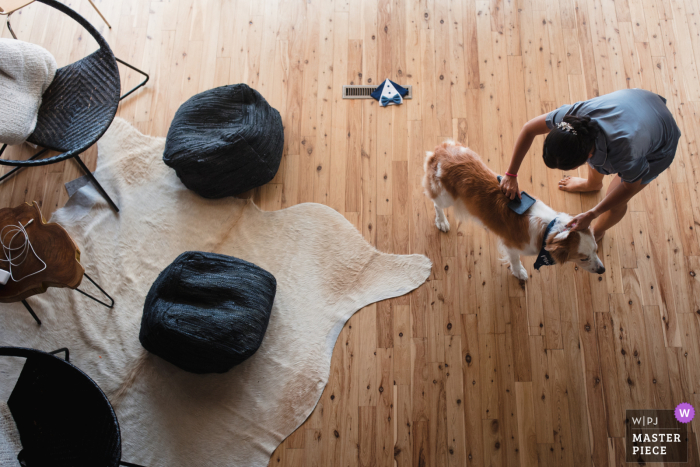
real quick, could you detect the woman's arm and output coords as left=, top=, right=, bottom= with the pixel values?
left=567, top=178, right=643, bottom=231
left=501, top=114, right=551, bottom=199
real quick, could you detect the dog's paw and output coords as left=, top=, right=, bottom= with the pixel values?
left=435, top=218, right=450, bottom=233
left=511, top=264, right=528, bottom=281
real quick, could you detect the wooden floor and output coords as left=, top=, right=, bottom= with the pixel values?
left=3, top=0, right=700, bottom=465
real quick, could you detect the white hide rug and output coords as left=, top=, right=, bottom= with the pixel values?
left=0, top=118, right=431, bottom=466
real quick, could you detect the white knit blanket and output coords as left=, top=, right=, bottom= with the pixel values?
left=0, top=39, right=56, bottom=145
left=0, top=118, right=431, bottom=466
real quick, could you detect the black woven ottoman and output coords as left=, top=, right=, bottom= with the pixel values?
left=139, top=251, right=277, bottom=374
left=163, top=84, right=284, bottom=198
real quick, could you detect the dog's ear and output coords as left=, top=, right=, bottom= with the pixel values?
left=544, top=229, right=570, bottom=252
left=553, top=230, right=570, bottom=242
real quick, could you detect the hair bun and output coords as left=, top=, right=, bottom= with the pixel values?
left=562, top=115, right=599, bottom=141
left=544, top=114, right=599, bottom=170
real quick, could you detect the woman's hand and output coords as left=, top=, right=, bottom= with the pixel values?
left=567, top=210, right=598, bottom=232
left=501, top=114, right=549, bottom=200
left=500, top=174, right=521, bottom=200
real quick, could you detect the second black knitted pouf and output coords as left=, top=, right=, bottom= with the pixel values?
left=163, top=84, right=284, bottom=199
left=139, top=251, right=277, bottom=374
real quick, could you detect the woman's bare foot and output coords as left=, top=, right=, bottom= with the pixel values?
left=558, top=176, right=604, bottom=193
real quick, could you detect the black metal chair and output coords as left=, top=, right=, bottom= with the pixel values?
left=0, top=0, right=149, bottom=213
left=0, top=346, right=145, bottom=467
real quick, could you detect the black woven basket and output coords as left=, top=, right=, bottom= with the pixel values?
left=140, top=251, right=277, bottom=374
left=162, top=84, right=284, bottom=198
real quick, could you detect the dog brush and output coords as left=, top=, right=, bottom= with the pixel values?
left=497, top=175, right=536, bottom=215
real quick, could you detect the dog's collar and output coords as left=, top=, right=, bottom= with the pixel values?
left=534, top=218, right=558, bottom=270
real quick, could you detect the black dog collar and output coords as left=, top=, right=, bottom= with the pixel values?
left=534, top=218, right=558, bottom=270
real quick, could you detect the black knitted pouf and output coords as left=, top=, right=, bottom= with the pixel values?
left=139, top=251, right=277, bottom=374
left=163, top=84, right=284, bottom=198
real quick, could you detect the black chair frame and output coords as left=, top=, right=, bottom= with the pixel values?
left=0, top=0, right=149, bottom=213
left=0, top=346, right=146, bottom=467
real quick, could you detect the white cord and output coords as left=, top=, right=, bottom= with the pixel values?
left=0, top=218, right=47, bottom=282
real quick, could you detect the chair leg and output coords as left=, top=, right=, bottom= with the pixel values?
left=0, top=148, right=49, bottom=185
left=49, top=348, right=70, bottom=361
left=21, top=300, right=41, bottom=326
left=73, top=155, right=120, bottom=213
left=6, top=12, right=17, bottom=39
left=87, top=0, right=112, bottom=28
left=115, top=58, right=149, bottom=101
left=0, top=166, right=23, bottom=184
left=7, top=3, right=112, bottom=34
left=74, top=272, right=114, bottom=308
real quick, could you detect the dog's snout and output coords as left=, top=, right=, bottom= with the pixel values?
left=596, top=266, right=605, bottom=274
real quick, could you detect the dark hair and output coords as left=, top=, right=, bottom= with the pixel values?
left=542, top=115, right=600, bottom=170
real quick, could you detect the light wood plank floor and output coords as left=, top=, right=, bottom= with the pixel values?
left=2, top=0, right=700, bottom=465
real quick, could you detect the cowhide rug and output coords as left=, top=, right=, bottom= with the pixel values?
left=0, top=118, right=431, bottom=466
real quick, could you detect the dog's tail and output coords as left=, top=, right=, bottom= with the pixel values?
left=422, top=150, right=442, bottom=199
left=423, top=150, right=438, bottom=173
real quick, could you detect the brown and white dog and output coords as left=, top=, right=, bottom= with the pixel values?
left=423, top=141, right=605, bottom=280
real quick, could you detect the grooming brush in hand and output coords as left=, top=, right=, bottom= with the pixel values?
left=497, top=175, right=536, bottom=215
